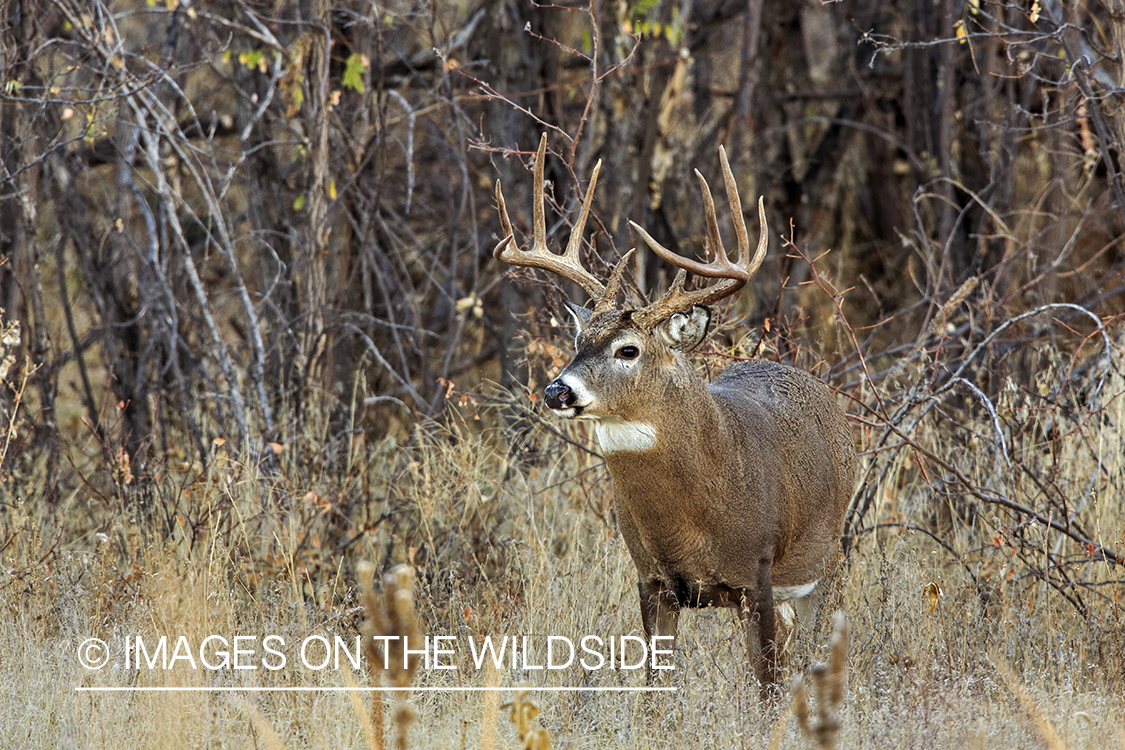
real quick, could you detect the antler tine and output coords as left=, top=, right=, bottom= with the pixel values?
left=531, top=133, right=548, bottom=254
left=718, top=145, right=746, bottom=266
left=564, top=157, right=602, bottom=264
left=492, top=134, right=606, bottom=299
left=494, top=179, right=515, bottom=258
left=594, top=249, right=635, bottom=313
left=697, top=167, right=728, bottom=268
left=629, top=146, right=770, bottom=330
left=749, top=195, right=768, bottom=279
left=721, top=145, right=769, bottom=279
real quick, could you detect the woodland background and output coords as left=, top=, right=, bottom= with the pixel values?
left=1, top=1, right=1124, bottom=747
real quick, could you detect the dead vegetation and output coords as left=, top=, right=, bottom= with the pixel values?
left=2, top=0, right=1125, bottom=747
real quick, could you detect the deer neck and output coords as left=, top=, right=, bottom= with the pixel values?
left=596, top=369, right=728, bottom=495
left=597, top=376, right=731, bottom=567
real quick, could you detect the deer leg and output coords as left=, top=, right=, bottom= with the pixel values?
left=756, top=564, right=779, bottom=690
left=740, top=562, right=779, bottom=695
left=639, top=579, right=679, bottom=684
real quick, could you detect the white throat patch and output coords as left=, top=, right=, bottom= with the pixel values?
left=594, top=420, right=657, bottom=454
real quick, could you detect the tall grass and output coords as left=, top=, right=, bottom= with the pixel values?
left=1, top=293, right=1123, bottom=749
left=3, top=401, right=1122, bottom=748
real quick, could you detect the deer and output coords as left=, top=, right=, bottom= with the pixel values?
left=493, top=135, right=856, bottom=692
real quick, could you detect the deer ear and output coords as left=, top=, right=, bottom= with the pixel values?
left=562, top=300, right=593, bottom=339
left=656, top=305, right=711, bottom=352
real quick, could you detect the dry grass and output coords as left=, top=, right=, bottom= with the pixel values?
left=2, top=325, right=1123, bottom=749
left=790, top=612, right=849, bottom=749
left=2, top=528, right=1123, bottom=748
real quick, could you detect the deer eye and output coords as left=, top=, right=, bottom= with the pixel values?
left=616, top=345, right=640, bottom=360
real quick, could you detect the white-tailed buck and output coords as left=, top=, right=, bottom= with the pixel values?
left=494, top=135, right=855, bottom=691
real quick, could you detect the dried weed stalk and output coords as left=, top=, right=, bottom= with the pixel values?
left=479, top=661, right=500, bottom=750
left=359, top=562, right=422, bottom=750
left=506, top=685, right=551, bottom=750
left=792, top=611, right=849, bottom=749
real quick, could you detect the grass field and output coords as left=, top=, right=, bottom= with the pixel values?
left=3, top=338, right=1124, bottom=748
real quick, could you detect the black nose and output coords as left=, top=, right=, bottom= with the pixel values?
left=544, top=381, right=573, bottom=409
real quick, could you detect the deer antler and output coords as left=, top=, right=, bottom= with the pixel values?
left=494, top=134, right=608, bottom=300
left=494, top=138, right=767, bottom=326
left=630, top=145, right=768, bottom=330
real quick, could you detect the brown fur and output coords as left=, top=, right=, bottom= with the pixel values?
left=556, top=309, right=856, bottom=691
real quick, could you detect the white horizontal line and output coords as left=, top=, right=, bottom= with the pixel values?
left=75, top=686, right=676, bottom=693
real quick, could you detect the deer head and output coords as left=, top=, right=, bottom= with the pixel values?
left=494, top=134, right=767, bottom=426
